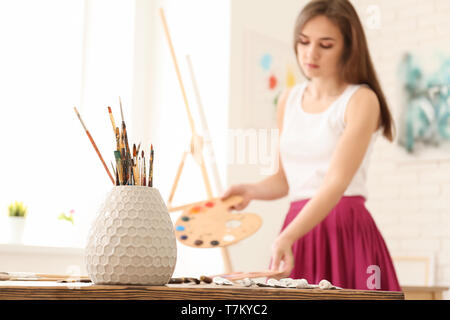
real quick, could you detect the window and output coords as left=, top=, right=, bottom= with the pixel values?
left=0, top=0, right=135, bottom=247
left=0, top=0, right=229, bottom=278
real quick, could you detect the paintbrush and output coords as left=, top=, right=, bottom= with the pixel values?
left=111, top=161, right=119, bottom=186
left=119, top=97, right=132, bottom=185
left=74, top=107, right=115, bottom=185
left=136, top=143, right=141, bottom=185
left=110, top=161, right=116, bottom=178
left=119, top=97, right=131, bottom=158
left=149, top=144, right=154, bottom=187
left=119, top=127, right=125, bottom=151
left=0, top=271, right=91, bottom=282
left=137, top=155, right=141, bottom=186
left=122, top=127, right=130, bottom=184
left=132, top=145, right=137, bottom=186
left=119, top=129, right=128, bottom=184
left=114, top=150, right=123, bottom=185
left=209, top=270, right=285, bottom=281
left=121, top=150, right=127, bottom=185
left=132, top=144, right=138, bottom=185
left=107, top=106, right=117, bottom=136
left=130, top=163, right=135, bottom=185
left=136, top=142, right=141, bottom=156
left=142, top=150, right=146, bottom=187
left=115, top=127, right=121, bottom=151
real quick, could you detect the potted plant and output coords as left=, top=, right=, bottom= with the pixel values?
left=7, top=201, right=28, bottom=244
left=58, top=209, right=75, bottom=225
left=56, top=209, right=78, bottom=246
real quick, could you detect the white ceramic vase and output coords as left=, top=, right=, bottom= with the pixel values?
left=85, top=186, right=177, bottom=285
left=7, top=216, right=26, bottom=244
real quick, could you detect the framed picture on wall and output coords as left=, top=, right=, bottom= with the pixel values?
left=243, top=28, right=303, bottom=129
left=396, top=50, right=450, bottom=161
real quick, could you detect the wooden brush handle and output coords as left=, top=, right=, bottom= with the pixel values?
left=211, top=270, right=284, bottom=281
left=86, top=130, right=115, bottom=185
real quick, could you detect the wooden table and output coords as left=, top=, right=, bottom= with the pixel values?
left=0, top=281, right=404, bottom=300
left=402, top=286, right=449, bottom=300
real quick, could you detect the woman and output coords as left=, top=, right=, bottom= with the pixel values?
left=222, top=0, right=401, bottom=291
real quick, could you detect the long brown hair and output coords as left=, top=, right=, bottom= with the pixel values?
left=293, top=0, right=395, bottom=141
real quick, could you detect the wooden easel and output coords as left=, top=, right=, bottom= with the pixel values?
left=159, top=8, right=233, bottom=273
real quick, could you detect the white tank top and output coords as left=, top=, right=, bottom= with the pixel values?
left=279, top=81, right=380, bottom=202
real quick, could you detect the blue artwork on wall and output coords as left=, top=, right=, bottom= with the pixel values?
left=397, top=52, right=450, bottom=154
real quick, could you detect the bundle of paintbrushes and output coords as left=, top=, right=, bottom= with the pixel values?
left=74, top=97, right=154, bottom=187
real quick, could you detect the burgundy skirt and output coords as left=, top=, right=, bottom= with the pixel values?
left=278, top=196, right=401, bottom=291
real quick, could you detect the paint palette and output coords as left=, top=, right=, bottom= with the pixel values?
left=174, top=196, right=262, bottom=248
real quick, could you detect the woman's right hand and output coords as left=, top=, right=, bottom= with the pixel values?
left=221, top=184, right=255, bottom=211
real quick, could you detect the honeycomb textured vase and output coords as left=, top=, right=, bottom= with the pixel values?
left=85, top=186, right=177, bottom=285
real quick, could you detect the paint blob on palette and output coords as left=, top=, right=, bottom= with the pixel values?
left=174, top=196, right=262, bottom=248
